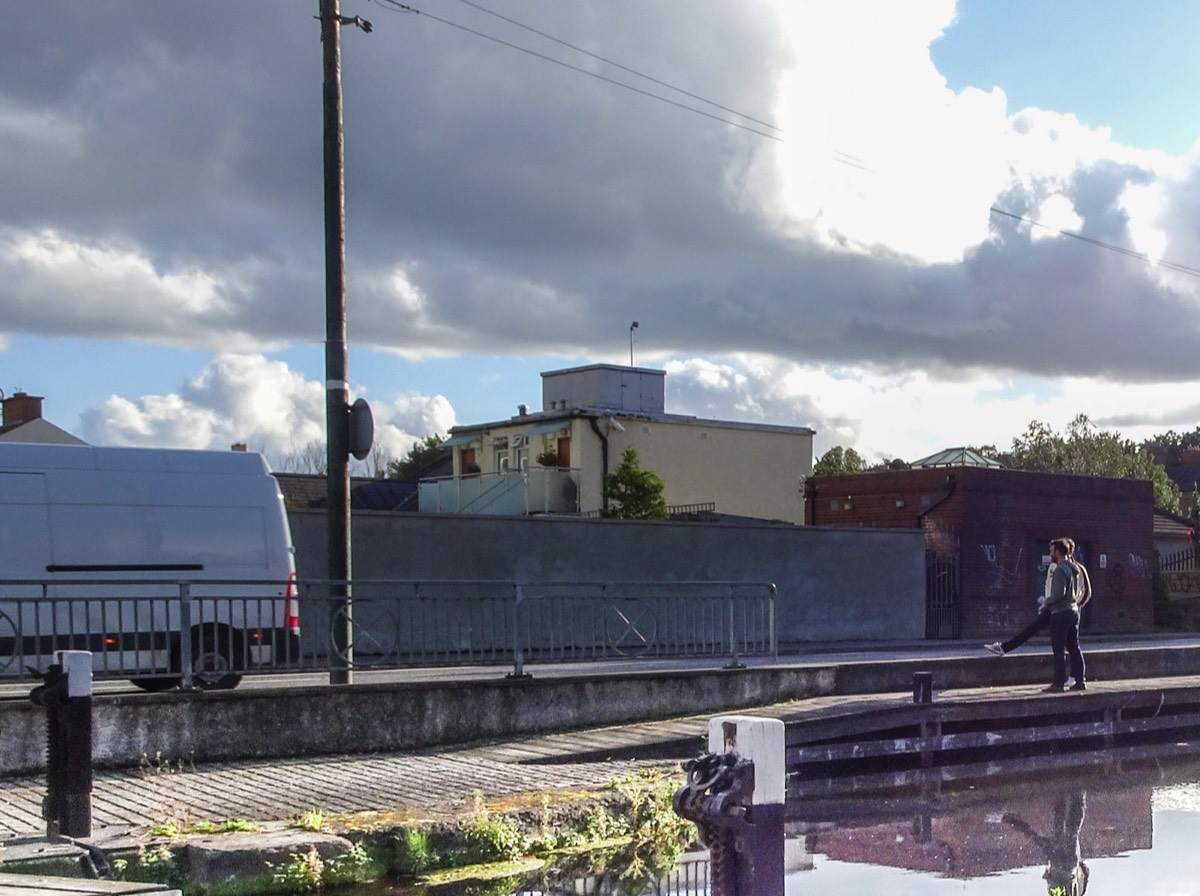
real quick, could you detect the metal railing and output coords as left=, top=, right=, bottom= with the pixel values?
left=0, top=577, right=293, bottom=689
left=418, top=467, right=582, bottom=514
left=581, top=502, right=718, bottom=520
left=0, top=578, right=776, bottom=686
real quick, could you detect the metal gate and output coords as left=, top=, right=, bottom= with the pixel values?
left=925, top=549, right=960, bottom=639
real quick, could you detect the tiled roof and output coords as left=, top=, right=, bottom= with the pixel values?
left=274, top=473, right=417, bottom=511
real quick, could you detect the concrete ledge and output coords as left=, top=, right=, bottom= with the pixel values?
left=2, top=666, right=838, bottom=776
left=832, top=644, right=1200, bottom=694
left=3, top=645, right=1197, bottom=776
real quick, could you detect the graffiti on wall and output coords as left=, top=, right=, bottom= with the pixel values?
left=980, top=543, right=1023, bottom=597
left=1164, top=571, right=1200, bottom=599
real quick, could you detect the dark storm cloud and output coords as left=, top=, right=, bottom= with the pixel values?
left=2, top=0, right=1199, bottom=391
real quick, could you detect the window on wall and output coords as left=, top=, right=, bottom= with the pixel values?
left=492, top=436, right=509, bottom=472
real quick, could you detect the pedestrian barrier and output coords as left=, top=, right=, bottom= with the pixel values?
left=0, top=578, right=776, bottom=687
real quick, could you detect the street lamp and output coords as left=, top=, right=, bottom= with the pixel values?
left=629, top=321, right=639, bottom=367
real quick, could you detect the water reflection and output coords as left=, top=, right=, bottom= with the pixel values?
left=1002, top=789, right=1088, bottom=895
left=791, top=750, right=1200, bottom=895
left=389, top=751, right=1200, bottom=894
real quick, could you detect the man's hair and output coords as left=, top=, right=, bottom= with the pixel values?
left=1050, top=537, right=1072, bottom=556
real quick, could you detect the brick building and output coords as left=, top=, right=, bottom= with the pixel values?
left=804, top=463, right=1154, bottom=639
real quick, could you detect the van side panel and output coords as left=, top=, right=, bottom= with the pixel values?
left=0, top=473, right=51, bottom=572
left=0, top=444, right=297, bottom=687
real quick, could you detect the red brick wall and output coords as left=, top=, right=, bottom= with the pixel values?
left=806, top=467, right=1154, bottom=637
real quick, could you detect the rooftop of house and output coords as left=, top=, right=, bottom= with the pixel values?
left=447, top=364, right=815, bottom=437
left=274, top=473, right=420, bottom=512
left=0, top=391, right=86, bottom=445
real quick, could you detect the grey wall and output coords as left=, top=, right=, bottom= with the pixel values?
left=288, top=511, right=927, bottom=644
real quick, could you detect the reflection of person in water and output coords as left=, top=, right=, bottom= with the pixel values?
left=1003, top=788, right=1089, bottom=895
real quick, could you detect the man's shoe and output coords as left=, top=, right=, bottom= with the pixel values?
left=1069, top=682, right=1087, bottom=691
left=1041, top=684, right=1064, bottom=693
left=984, top=642, right=1005, bottom=656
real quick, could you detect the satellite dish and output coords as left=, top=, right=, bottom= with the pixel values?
left=348, top=398, right=374, bottom=461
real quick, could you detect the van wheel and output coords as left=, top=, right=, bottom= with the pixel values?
left=191, top=625, right=244, bottom=690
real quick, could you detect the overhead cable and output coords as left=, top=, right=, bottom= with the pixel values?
left=990, top=207, right=1200, bottom=278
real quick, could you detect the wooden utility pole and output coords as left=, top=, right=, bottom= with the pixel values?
left=320, top=0, right=352, bottom=684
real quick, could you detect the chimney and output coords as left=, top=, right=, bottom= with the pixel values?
left=2, top=392, right=44, bottom=426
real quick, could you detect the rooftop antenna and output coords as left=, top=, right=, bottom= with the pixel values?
left=629, top=320, right=639, bottom=367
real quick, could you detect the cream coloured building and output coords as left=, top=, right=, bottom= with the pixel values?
left=419, top=364, right=814, bottom=524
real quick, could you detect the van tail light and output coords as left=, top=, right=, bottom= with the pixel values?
left=284, top=573, right=300, bottom=635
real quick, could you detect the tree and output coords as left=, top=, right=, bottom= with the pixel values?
left=813, top=446, right=866, bottom=476
left=1147, top=427, right=1200, bottom=466
left=277, top=440, right=327, bottom=475
left=602, top=447, right=669, bottom=519
left=1007, top=414, right=1180, bottom=513
left=867, top=457, right=910, bottom=472
left=387, top=434, right=447, bottom=480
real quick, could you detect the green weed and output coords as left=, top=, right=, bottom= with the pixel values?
left=269, top=843, right=375, bottom=894
left=291, top=809, right=325, bottom=832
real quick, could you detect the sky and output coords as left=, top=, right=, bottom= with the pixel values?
left=3, top=0, right=1200, bottom=471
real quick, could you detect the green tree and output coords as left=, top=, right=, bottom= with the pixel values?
left=867, top=457, right=910, bottom=472
left=602, top=447, right=669, bottom=520
left=387, top=434, right=447, bottom=480
left=1147, top=427, right=1200, bottom=466
left=813, top=446, right=866, bottom=476
left=1007, top=414, right=1180, bottom=513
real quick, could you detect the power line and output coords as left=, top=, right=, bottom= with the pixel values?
left=370, top=0, right=782, bottom=142
left=451, top=0, right=781, bottom=134
left=989, top=207, right=1200, bottom=278
left=366, top=2, right=1195, bottom=278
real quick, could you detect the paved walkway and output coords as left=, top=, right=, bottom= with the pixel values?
left=0, top=712, right=706, bottom=844
left=4, top=637, right=1199, bottom=846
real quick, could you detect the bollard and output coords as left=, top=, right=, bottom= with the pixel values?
left=913, top=670, right=933, bottom=704
left=673, top=715, right=785, bottom=896
left=30, top=650, right=93, bottom=838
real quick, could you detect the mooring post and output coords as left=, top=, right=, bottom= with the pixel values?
left=711, top=715, right=785, bottom=896
left=673, top=715, right=785, bottom=896
left=913, top=670, right=933, bottom=704
left=31, top=650, right=94, bottom=838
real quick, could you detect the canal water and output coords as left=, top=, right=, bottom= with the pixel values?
left=400, top=749, right=1200, bottom=895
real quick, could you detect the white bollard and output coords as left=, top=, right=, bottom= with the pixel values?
left=58, top=650, right=93, bottom=699
left=708, top=715, right=785, bottom=896
left=708, top=715, right=785, bottom=805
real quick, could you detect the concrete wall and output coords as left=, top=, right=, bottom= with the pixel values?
left=289, top=510, right=927, bottom=645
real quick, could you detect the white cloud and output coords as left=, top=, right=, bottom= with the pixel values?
left=762, top=0, right=1009, bottom=263
left=78, top=354, right=456, bottom=470
left=369, top=392, right=458, bottom=463
left=665, top=354, right=1200, bottom=465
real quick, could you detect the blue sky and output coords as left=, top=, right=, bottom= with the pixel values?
left=3, top=1, right=1200, bottom=471
left=933, top=0, right=1200, bottom=155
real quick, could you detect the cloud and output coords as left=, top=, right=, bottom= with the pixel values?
left=78, top=354, right=456, bottom=470
left=4, top=1, right=1200, bottom=464
left=665, top=354, right=1200, bottom=465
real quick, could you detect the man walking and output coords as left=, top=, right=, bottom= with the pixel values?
left=1043, top=537, right=1086, bottom=692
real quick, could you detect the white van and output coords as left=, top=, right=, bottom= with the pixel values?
left=0, top=443, right=299, bottom=690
